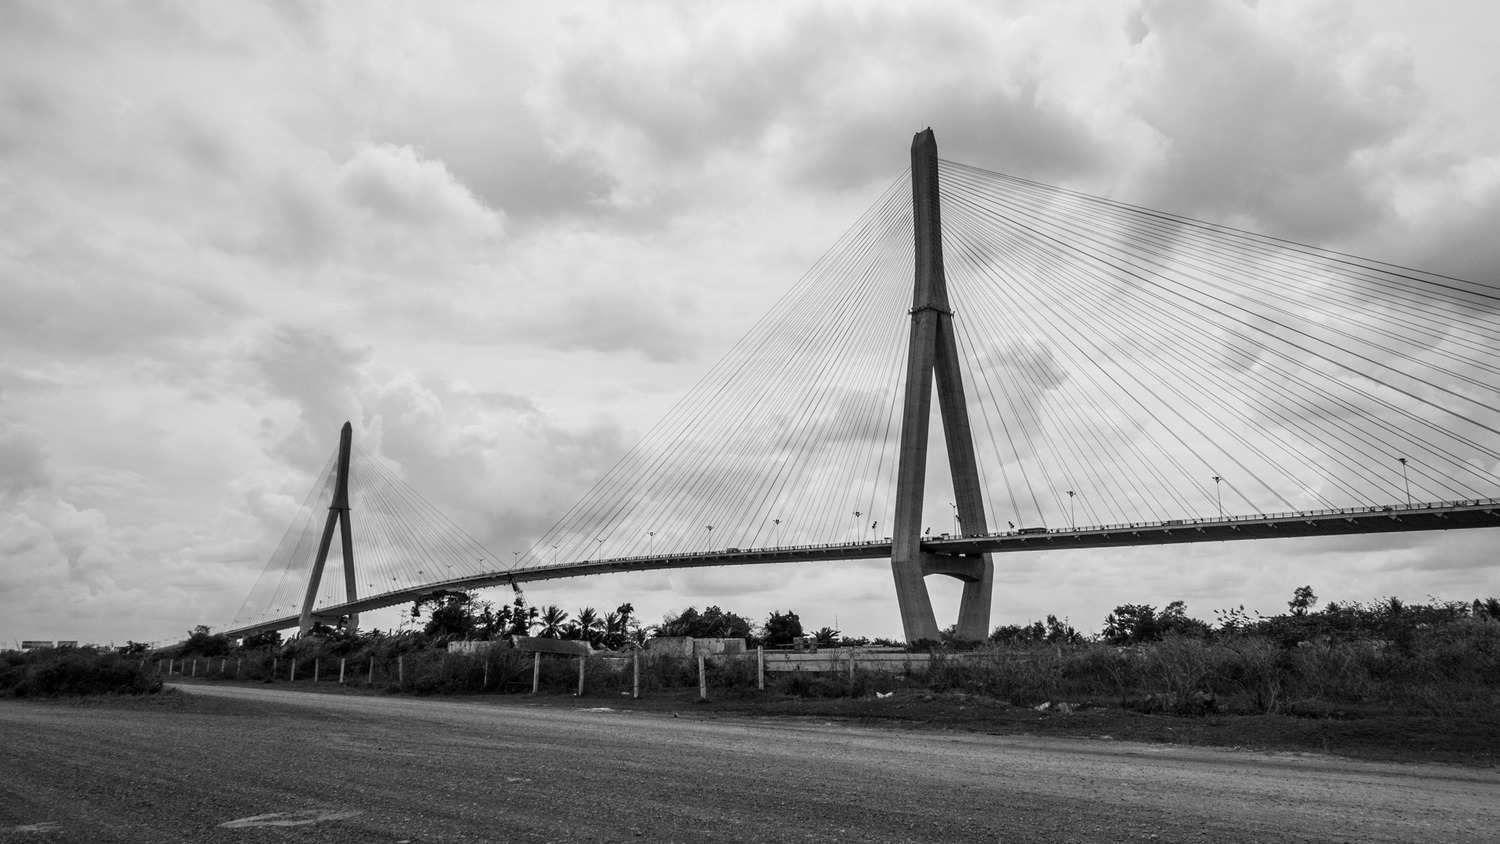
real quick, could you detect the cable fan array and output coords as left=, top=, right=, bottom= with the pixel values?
left=231, top=442, right=503, bottom=627
left=233, top=155, right=1500, bottom=610
left=940, top=160, right=1500, bottom=530
left=511, top=159, right=1500, bottom=571
left=512, top=174, right=919, bottom=572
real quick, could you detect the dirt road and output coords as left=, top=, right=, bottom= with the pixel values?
left=1, top=685, right=1495, bottom=843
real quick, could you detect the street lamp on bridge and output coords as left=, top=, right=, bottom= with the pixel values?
left=647, top=530, right=656, bottom=557
left=1399, top=458, right=1411, bottom=506
left=1213, top=476, right=1224, bottom=519
left=1067, top=490, right=1076, bottom=530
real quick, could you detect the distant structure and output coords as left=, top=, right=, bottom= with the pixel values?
left=298, top=422, right=358, bottom=635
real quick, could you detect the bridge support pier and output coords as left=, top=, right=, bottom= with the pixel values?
left=890, top=129, right=994, bottom=643
left=298, top=421, right=359, bottom=636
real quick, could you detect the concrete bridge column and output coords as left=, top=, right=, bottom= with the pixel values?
left=890, top=129, right=994, bottom=643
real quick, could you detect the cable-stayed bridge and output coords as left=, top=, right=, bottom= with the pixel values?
left=227, top=130, right=1500, bottom=642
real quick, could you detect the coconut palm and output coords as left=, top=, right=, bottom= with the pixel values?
left=602, top=611, right=623, bottom=649
left=575, top=607, right=604, bottom=647
left=538, top=605, right=569, bottom=639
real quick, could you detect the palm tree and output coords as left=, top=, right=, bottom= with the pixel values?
left=575, top=607, right=603, bottom=647
left=507, top=599, right=537, bottom=636
left=538, top=605, right=569, bottom=639
left=602, top=612, right=623, bottom=650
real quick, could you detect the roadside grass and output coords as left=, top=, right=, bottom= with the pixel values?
left=148, top=622, right=1500, bottom=767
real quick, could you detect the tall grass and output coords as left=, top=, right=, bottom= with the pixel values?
left=167, top=614, right=1500, bottom=719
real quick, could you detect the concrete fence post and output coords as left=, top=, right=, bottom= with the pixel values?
left=313, top=659, right=320, bottom=683
left=368, top=656, right=374, bottom=686
left=576, top=655, right=585, bottom=697
left=289, top=658, right=297, bottom=682
left=236, top=658, right=242, bottom=679
left=632, top=650, right=640, bottom=700
left=698, top=654, right=707, bottom=700
left=482, top=659, right=489, bottom=690
left=272, top=658, right=278, bottom=680
left=220, top=657, right=226, bottom=676
left=757, top=646, right=765, bottom=691
left=398, top=655, right=404, bottom=687
left=531, top=652, right=540, bottom=694
left=339, top=657, right=346, bottom=685
left=191, top=658, right=197, bottom=677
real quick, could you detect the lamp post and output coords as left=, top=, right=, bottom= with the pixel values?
left=551, top=544, right=558, bottom=566
left=773, top=518, right=781, bottom=547
left=1067, top=490, right=1076, bottom=530
left=853, top=511, right=861, bottom=540
left=705, top=525, right=713, bottom=549
left=1212, top=476, right=1223, bottom=519
left=647, top=531, right=655, bottom=557
left=595, top=537, right=604, bottom=560
left=949, top=502, right=958, bottom=536
left=1399, top=458, right=1411, bottom=506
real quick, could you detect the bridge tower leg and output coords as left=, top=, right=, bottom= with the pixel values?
left=298, top=421, right=359, bottom=636
left=889, top=129, right=995, bottom=644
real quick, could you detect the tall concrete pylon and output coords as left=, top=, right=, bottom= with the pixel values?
left=298, top=421, right=359, bottom=635
left=889, top=129, right=995, bottom=643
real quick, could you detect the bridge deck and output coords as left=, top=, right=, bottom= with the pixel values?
left=226, top=499, right=1500, bottom=638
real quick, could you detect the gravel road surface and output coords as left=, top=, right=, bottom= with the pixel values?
left=1, top=684, right=1496, bottom=843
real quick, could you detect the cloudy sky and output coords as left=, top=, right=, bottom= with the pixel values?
left=3, top=0, right=1499, bottom=648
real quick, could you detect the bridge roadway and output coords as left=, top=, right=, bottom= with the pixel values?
left=226, top=498, right=1500, bottom=638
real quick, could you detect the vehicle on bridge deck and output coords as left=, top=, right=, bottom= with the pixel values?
left=1016, top=526, right=1048, bottom=535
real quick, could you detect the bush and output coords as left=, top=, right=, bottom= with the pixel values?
left=1, top=649, right=163, bottom=698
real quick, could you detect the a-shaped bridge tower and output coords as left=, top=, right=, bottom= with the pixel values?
left=890, top=129, right=995, bottom=642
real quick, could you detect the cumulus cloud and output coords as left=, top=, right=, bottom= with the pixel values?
left=2, top=0, right=1498, bottom=646
left=1126, top=0, right=1424, bottom=240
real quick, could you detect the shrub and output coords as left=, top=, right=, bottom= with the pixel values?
left=1, top=649, right=163, bottom=698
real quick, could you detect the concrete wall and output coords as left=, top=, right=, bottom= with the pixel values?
left=645, top=637, right=747, bottom=657
left=446, top=640, right=507, bottom=655
left=761, top=649, right=937, bottom=673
